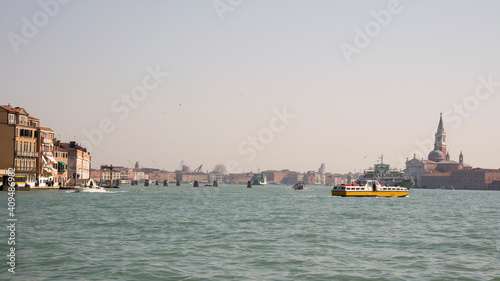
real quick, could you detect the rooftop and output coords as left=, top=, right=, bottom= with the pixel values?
left=0, top=105, right=29, bottom=115
left=39, top=126, right=54, bottom=132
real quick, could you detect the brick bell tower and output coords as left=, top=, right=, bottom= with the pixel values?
left=434, top=113, right=447, bottom=156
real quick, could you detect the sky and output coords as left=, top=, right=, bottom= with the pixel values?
left=1, top=0, right=500, bottom=173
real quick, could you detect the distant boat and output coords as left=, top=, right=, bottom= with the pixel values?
left=332, top=180, right=410, bottom=197
left=74, top=186, right=106, bottom=193
left=292, top=182, right=304, bottom=190
left=251, top=173, right=267, bottom=185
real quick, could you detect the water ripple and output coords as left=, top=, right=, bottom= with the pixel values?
left=1, top=187, right=499, bottom=280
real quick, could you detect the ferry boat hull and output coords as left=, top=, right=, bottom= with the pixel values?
left=331, top=190, right=409, bottom=197
left=331, top=180, right=410, bottom=197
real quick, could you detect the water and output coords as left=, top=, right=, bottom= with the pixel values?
left=1, top=185, right=499, bottom=280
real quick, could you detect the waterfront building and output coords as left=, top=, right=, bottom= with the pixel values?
left=405, top=114, right=470, bottom=187
left=37, top=126, right=57, bottom=186
left=166, top=172, right=176, bottom=183
left=134, top=171, right=145, bottom=182
left=0, top=105, right=39, bottom=185
left=125, top=168, right=134, bottom=182
left=281, top=172, right=299, bottom=185
left=489, top=180, right=500, bottom=189
left=101, top=170, right=122, bottom=182
left=176, top=172, right=208, bottom=183
left=52, top=141, right=68, bottom=186
left=145, top=169, right=162, bottom=183
left=325, top=173, right=346, bottom=186
left=262, top=170, right=278, bottom=183
left=225, top=173, right=253, bottom=184
left=60, top=141, right=91, bottom=180
left=421, top=168, right=500, bottom=190
left=208, top=171, right=224, bottom=184
left=156, top=171, right=175, bottom=183
left=316, top=173, right=325, bottom=185
left=325, top=173, right=335, bottom=186
left=404, top=113, right=500, bottom=190
left=262, top=170, right=291, bottom=184
left=303, top=171, right=316, bottom=185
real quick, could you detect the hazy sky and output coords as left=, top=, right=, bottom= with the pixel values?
left=2, top=0, right=500, bottom=173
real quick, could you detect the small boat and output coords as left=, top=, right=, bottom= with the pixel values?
left=331, top=180, right=410, bottom=197
left=292, top=182, right=304, bottom=190
left=74, top=186, right=107, bottom=193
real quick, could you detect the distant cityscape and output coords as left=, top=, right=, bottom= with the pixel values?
left=1, top=104, right=499, bottom=190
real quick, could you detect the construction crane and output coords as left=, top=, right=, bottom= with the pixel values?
left=194, top=164, right=203, bottom=173
left=178, top=160, right=185, bottom=170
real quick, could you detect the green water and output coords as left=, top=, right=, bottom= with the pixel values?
left=1, top=185, right=499, bottom=280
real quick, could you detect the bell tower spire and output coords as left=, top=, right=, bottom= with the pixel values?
left=434, top=113, right=447, bottom=156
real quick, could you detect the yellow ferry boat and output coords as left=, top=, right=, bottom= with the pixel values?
left=331, top=180, right=410, bottom=197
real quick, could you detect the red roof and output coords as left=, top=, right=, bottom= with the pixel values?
left=0, top=105, right=28, bottom=115
left=39, top=126, right=54, bottom=132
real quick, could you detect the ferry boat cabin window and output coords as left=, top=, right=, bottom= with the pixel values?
left=341, top=187, right=345, bottom=190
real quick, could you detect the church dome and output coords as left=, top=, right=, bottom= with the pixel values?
left=428, top=150, right=445, bottom=162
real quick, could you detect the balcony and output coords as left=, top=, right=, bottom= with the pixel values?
left=42, top=151, right=53, bottom=157
left=14, top=167, right=37, bottom=173
left=15, top=151, right=39, bottom=158
left=42, top=138, right=53, bottom=144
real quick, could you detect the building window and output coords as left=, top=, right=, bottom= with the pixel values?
left=20, top=115, right=26, bottom=125
left=8, top=114, right=15, bottom=124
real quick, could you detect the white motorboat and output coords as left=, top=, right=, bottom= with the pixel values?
left=74, top=186, right=107, bottom=193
